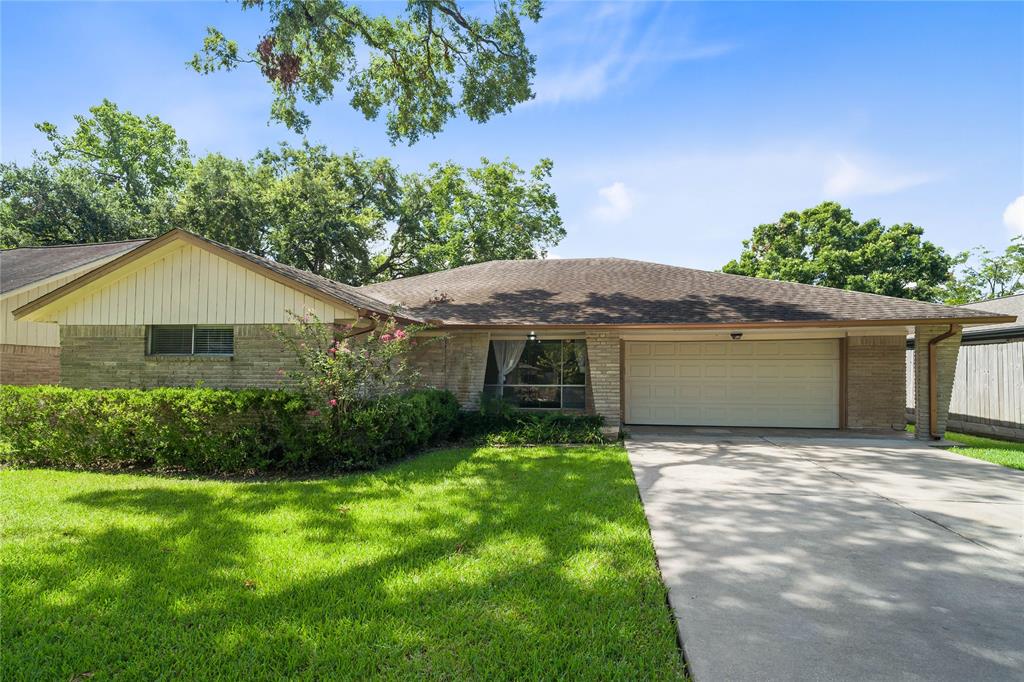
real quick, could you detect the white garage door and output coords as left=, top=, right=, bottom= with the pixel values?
left=624, top=340, right=840, bottom=428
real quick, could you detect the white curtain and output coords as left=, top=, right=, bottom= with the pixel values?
left=493, top=340, right=527, bottom=385
left=574, top=342, right=588, bottom=372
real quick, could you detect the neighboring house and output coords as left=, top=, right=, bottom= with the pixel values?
left=0, top=240, right=148, bottom=385
left=907, top=293, right=1024, bottom=440
left=13, top=228, right=1015, bottom=440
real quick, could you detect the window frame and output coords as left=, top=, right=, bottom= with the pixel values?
left=147, top=325, right=235, bottom=357
left=483, top=339, right=587, bottom=410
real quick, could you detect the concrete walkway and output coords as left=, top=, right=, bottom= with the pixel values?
left=626, top=429, right=1024, bottom=682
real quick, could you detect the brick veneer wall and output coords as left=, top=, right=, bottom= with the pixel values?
left=60, top=325, right=302, bottom=389
left=913, top=325, right=962, bottom=439
left=584, top=330, right=621, bottom=427
left=845, top=335, right=907, bottom=430
left=0, top=344, right=61, bottom=385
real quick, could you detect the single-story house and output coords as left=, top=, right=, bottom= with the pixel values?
left=1, top=240, right=147, bottom=385
left=907, top=293, right=1024, bottom=440
left=13, top=228, right=1016, bottom=440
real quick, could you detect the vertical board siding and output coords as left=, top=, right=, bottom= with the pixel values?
left=53, top=244, right=357, bottom=326
left=907, top=341, right=1024, bottom=427
left=1, top=272, right=85, bottom=347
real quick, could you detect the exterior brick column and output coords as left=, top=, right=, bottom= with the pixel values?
left=913, top=325, right=962, bottom=439
left=845, top=335, right=906, bottom=430
left=584, top=331, right=621, bottom=430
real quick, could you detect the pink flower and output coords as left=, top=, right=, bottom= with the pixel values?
left=394, top=329, right=407, bottom=340
left=307, top=409, right=321, bottom=417
left=327, top=346, right=336, bottom=355
left=380, top=333, right=393, bottom=342
left=328, top=398, right=337, bottom=407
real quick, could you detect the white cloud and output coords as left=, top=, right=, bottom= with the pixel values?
left=552, top=141, right=962, bottom=270
left=592, top=182, right=635, bottom=222
left=530, top=4, right=735, bottom=105
left=1003, top=195, right=1024, bottom=235
left=823, top=155, right=938, bottom=198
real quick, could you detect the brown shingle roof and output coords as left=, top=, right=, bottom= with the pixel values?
left=1, top=240, right=148, bottom=295
left=959, top=294, right=1024, bottom=338
left=361, top=258, right=1014, bottom=327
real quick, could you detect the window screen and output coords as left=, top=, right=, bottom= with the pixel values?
left=149, top=326, right=234, bottom=356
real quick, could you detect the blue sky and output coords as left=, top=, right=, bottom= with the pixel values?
left=2, top=1, right=1022, bottom=269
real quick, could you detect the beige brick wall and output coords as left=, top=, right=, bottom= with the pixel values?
left=406, top=331, right=489, bottom=409
left=913, top=325, right=962, bottom=439
left=584, top=330, right=621, bottom=427
left=845, top=335, right=907, bottom=430
left=0, top=344, right=61, bottom=385
left=60, top=325, right=302, bottom=389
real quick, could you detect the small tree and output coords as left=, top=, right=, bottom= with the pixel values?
left=273, top=310, right=430, bottom=416
left=944, top=236, right=1024, bottom=304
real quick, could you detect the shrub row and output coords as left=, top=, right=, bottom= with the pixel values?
left=0, top=385, right=459, bottom=473
left=456, top=407, right=607, bottom=446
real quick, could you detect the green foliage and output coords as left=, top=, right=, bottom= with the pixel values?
left=191, top=0, right=544, bottom=144
left=35, top=99, right=191, bottom=213
left=943, top=236, right=1024, bottom=304
left=0, top=162, right=148, bottom=248
left=259, top=143, right=401, bottom=282
left=722, top=201, right=957, bottom=302
left=0, top=385, right=458, bottom=473
left=1, top=100, right=191, bottom=247
left=457, top=397, right=607, bottom=445
left=378, top=156, right=563, bottom=281
left=3, top=103, right=563, bottom=285
left=272, top=310, right=428, bottom=414
left=169, top=153, right=273, bottom=255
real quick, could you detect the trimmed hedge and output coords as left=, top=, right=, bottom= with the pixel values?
left=456, top=409, right=607, bottom=446
left=0, top=385, right=459, bottom=473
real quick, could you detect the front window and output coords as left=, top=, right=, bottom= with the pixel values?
left=148, top=325, right=234, bottom=356
left=484, top=339, right=587, bottom=409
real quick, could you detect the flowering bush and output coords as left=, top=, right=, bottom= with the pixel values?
left=274, top=310, right=429, bottom=413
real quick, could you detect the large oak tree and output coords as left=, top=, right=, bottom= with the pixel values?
left=722, top=202, right=957, bottom=302
left=1, top=102, right=564, bottom=286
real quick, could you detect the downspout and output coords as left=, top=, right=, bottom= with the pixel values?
left=927, top=324, right=960, bottom=439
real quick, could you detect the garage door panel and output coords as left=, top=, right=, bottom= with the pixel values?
left=653, top=363, right=677, bottom=378
left=629, top=363, right=652, bottom=378
left=625, top=340, right=839, bottom=428
left=729, top=364, right=755, bottom=379
left=704, top=363, right=728, bottom=378
left=652, top=385, right=678, bottom=400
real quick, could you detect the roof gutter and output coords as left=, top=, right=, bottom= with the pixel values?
left=927, top=324, right=961, bottom=439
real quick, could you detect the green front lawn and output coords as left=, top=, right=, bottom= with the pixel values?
left=943, top=431, right=1024, bottom=471
left=1, top=446, right=685, bottom=681
left=908, top=424, right=1024, bottom=470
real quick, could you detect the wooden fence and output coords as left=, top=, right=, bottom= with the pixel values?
left=906, top=339, right=1024, bottom=440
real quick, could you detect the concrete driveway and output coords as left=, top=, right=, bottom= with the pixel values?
left=626, top=428, right=1024, bottom=682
